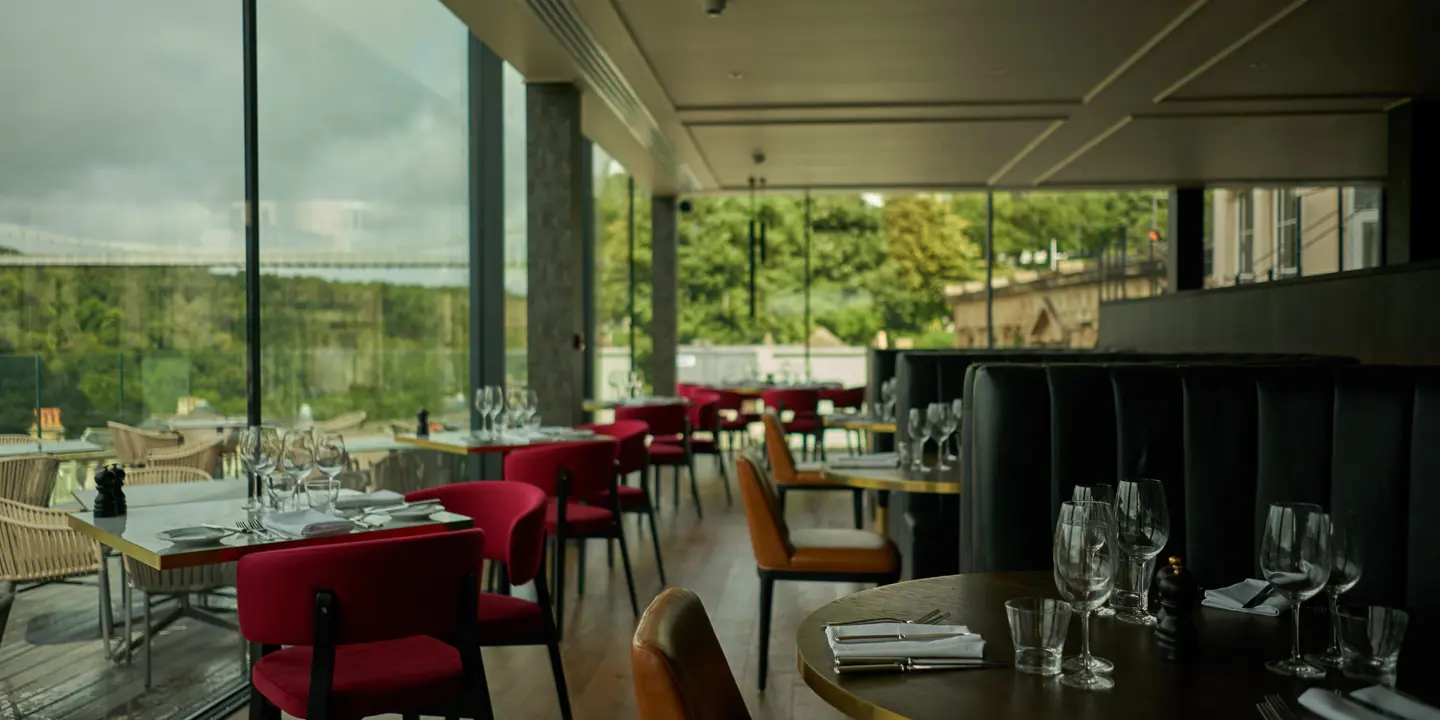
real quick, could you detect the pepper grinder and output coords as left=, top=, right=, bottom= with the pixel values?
left=416, top=408, right=430, bottom=438
left=1154, top=555, right=1199, bottom=661
left=92, top=464, right=128, bottom=518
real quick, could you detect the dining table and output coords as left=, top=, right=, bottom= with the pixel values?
left=821, top=462, right=960, bottom=534
left=0, top=438, right=106, bottom=458
left=797, top=572, right=1439, bottom=720
left=582, top=396, right=688, bottom=412
left=396, top=429, right=609, bottom=455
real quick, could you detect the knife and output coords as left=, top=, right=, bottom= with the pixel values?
left=1333, top=690, right=1411, bottom=720
left=1241, top=583, right=1277, bottom=609
left=835, top=660, right=1009, bottom=675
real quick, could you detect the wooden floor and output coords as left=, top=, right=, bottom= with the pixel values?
left=3, top=455, right=859, bottom=720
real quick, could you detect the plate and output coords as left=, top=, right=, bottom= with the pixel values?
left=157, top=526, right=232, bottom=545
left=386, top=503, right=442, bottom=520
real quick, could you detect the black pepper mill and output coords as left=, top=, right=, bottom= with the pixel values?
left=92, top=464, right=128, bottom=518
left=416, top=408, right=430, bottom=438
left=1155, top=555, right=1199, bottom=661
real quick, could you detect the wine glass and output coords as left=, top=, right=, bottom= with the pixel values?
left=475, top=388, right=494, bottom=438
left=524, top=389, right=540, bottom=426
left=314, top=433, right=346, bottom=483
left=1260, top=502, right=1332, bottom=678
left=279, top=430, right=316, bottom=512
left=486, top=385, right=504, bottom=436
left=944, top=400, right=962, bottom=462
left=506, top=387, right=526, bottom=431
left=627, top=371, right=643, bottom=399
left=1054, top=500, right=1118, bottom=691
left=1113, top=478, right=1170, bottom=626
left=1072, top=484, right=1117, bottom=618
left=925, top=403, right=947, bottom=470
left=907, top=408, right=927, bottom=470
left=607, top=370, right=625, bottom=401
left=1308, top=511, right=1364, bottom=668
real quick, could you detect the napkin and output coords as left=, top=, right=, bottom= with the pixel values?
left=826, top=622, right=985, bottom=660
left=1201, top=578, right=1290, bottom=616
left=830, top=453, right=899, bottom=469
left=334, top=489, right=404, bottom=510
left=263, top=509, right=355, bottom=538
left=1298, top=687, right=1440, bottom=720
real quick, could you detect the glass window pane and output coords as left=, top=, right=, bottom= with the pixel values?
left=504, top=62, right=528, bottom=385
left=258, top=0, right=469, bottom=428
left=593, top=147, right=632, bottom=399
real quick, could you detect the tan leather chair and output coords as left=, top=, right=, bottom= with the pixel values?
left=735, top=451, right=899, bottom=690
left=631, top=587, right=751, bottom=720
left=762, top=411, right=865, bottom=529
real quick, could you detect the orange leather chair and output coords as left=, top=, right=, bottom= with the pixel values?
left=762, top=411, right=865, bottom=529
left=735, top=452, right=899, bottom=690
left=631, top=587, right=751, bottom=720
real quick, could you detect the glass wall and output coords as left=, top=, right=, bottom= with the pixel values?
left=503, top=62, right=528, bottom=384
left=593, top=146, right=633, bottom=398
left=1206, top=186, right=1383, bottom=287
left=0, top=0, right=245, bottom=439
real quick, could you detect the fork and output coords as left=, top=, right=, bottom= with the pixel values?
left=825, top=609, right=949, bottom=628
left=239, top=520, right=274, bottom=538
left=1263, top=694, right=1299, bottom=720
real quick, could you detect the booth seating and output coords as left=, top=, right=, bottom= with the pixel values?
left=963, top=361, right=1440, bottom=610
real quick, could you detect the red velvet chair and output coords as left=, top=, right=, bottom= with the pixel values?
left=760, top=388, right=824, bottom=461
left=578, top=420, right=666, bottom=586
left=504, top=440, right=640, bottom=640
left=655, top=392, right=732, bottom=506
left=237, top=529, right=490, bottom=720
left=614, top=404, right=702, bottom=520
left=404, top=482, right=572, bottom=720
left=820, top=386, right=868, bottom=455
left=709, top=388, right=759, bottom=451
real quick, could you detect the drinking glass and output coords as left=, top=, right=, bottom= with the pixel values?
left=475, top=388, right=495, bottom=438
left=304, top=478, right=341, bottom=515
left=1308, top=512, right=1364, bottom=668
left=315, top=433, right=346, bottom=482
left=1339, top=606, right=1407, bottom=686
left=506, top=387, right=526, bottom=431
left=627, top=371, right=643, bottom=399
left=907, top=408, right=927, bottom=470
left=524, top=389, right=540, bottom=426
left=1006, top=598, right=1072, bottom=676
left=486, top=385, right=504, bottom=436
left=943, top=400, right=962, bottom=462
left=1113, top=478, right=1170, bottom=626
left=1260, top=502, right=1332, bottom=678
left=280, top=430, right=316, bottom=511
left=1071, top=484, right=1116, bottom=617
left=607, top=370, right=625, bottom=400
left=236, top=426, right=261, bottom=509
left=1054, top=500, right=1117, bottom=690
left=926, top=403, right=951, bottom=470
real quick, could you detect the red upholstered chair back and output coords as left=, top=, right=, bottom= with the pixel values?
left=237, top=528, right=485, bottom=646
left=615, top=403, right=688, bottom=439
left=584, top=421, right=650, bottom=475
left=405, top=482, right=546, bottom=586
left=760, top=389, right=820, bottom=418
left=825, top=386, right=866, bottom=411
left=706, top=389, right=746, bottom=414
left=504, top=440, right=619, bottom=500
left=675, top=383, right=696, bottom=399
left=687, top=393, right=721, bottom=433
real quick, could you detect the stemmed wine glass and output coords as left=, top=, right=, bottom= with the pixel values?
left=925, top=403, right=947, bottom=470
left=626, top=371, right=643, bottom=399
left=314, top=433, right=346, bottom=485
left=944, top=400, right=962, bottom=463
left=237, top=426, right=276, bottom=510
left=506, top=387, right=526, bottom=432
left=275, top=429, right=315, bottom=512
left=1113, top=478, right=1171, bottom=626
left=1260, top=502, right=1332, bottom=678
left=524, top=389, right=540, bottom=428
left=1054, top=500, right=1118, bottom=691
left=1307, top=511, right=1364, bottom=668
left=607, top=371, right=625, bottom=401
left=1072, top=484, right=1117, bottom=620
left=474, top=388, right=494, bottom=439
left=907, top=408, right=927, bottom=470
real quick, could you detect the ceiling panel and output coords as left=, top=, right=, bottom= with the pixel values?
left=1168, top=0, right=1440, bottom=100
left=691, top=119, right=1060, bottom=188
left=1045, top=113, right=1387, bottom=186
left=612, top=0, right=1188, bottom=107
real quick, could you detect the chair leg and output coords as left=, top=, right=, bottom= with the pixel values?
left=545, top=634, right=574, bottom=720
left=649, top=465, right=659, bottom=509
left=607, top=537, right=614, bottom=568
left=143, top=591, right=153, bottom=690
left=778, top=487, right=788, bottom=515
left=615, top=528, right=640, bottom=618
left=852, top=488, right=865, bottom=530
left=672, top=466, right=680, bottom=510
left=687, top=458, right=703, bottom=520
left=758, top=571, right=775, bottom=691
left=817, top=432, right=827, bottom=461
left=716, top=452, right=733, bottom=506
left=553, top=536, right=567, bottom=641
left=800, top=435, right=809, bottom=461
left=645, top=507, right=667, bottom=586
left=576, top=539, right=586, bottom=596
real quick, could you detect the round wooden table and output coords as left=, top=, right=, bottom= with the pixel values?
left=823, top=416, right=899, bottom=434
left=797, top=572, right=1437, bottom=720
left=822, top=464, right=960, bottom=533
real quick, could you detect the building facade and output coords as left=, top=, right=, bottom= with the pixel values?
left=1208, top=187, right=1381, bottom=287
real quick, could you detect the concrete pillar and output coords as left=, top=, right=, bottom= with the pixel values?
left=649, top=195, right=678, bottom=395
left=1385, top=99, right=1438, bottom=265
left=526, top=83, right=585, bottom=425
left=1167, top=186, right=1204, bottom=291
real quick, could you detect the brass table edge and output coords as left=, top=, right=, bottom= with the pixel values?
left=796, top=622, right=914, bottom=720
left=68, top=513, right=165, bottom=569
left=821, top=468, right=962, bottom=495
left=395, top=435, right=481, bottom=455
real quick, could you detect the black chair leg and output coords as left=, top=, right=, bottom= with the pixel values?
left=645, top=506, right=667, bottom=586
left=545, top=633, right=573, bottom=720
left=649, top=465, right=660, bottom=509
left=716, top=453, right=733, bottom=505
left=553, top=537, right=566, bottom=640
left=607, top=537, right=614, bottom=568
left=852, top=488, right=865, bottom=530
left=758, top=571, right=775, bottom=691
left=576, top=539, right=586, bottom=596
left=817, top=432, right=826, bottom=461
left=778, top=487, right=788, bottom=515
left=687, top=459, right=703, bottom=519
left=469, top=648, right=496, bottom=720
left=614, top=528, right=640, bottom=618
left=800, top=435, right=809, bottom=461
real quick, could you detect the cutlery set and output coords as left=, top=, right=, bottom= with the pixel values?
left=829, top=608, right=1008, bottom=676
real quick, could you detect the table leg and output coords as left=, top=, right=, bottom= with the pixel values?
left=875, top=490, right=890, bottom=535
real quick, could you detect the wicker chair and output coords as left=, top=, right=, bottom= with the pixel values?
left=313, top=410, right=367, bottom=435
left=0, top=497, right=106, bottom=647
left=117, top=466, right=234, bottom=688
left=0, top=455, right=60, bottom=507
left=145, top=438, right=224, bottom=475
left=107, top=422, right=182, bottom=467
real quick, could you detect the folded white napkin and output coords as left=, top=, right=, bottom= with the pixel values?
left=1201, top=578, right=1290, bottom=616
left=830, top=453, right=899, bottom=469
left=333, top=489, right=404, bottom=510
left=262, top=509, right=355, bottom=538
left=1299, top=687, right=1440, bottom=720
left=826, top=622, right=985, bottom=660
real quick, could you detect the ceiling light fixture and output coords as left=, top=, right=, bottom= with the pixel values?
left=704, top=0, right=726, bottom=17
left=1250, top=62, right=1267, bottom=70
left=727, top=71, right=744, bottom=80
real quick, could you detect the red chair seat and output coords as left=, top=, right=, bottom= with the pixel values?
left=476, top=592, right=546, bottom=645
left=784, top=417, right=821, bottom=433
left=656, top=438, right=718, bottom=454
left=583, top=483, right=648, bottom=509
left=719, top=417, right=751, bottom=431
left=648, top=444, right=688, bottom=463
left=252, top=637, right=462, bottom=718
left=545, top=500, right=615, bottom=534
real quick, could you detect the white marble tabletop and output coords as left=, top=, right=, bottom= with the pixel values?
left=0, top=439, right=104, bottom=457
left=72, top=477, right=249, bottom=510
left=68, top=497, right=473, bottom=570
left=397, top=430, right=609, bottom=456
left=341, top=435, right=414, bottom=454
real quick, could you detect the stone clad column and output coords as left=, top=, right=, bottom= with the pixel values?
left=526, top=83, right=585, bottom=425
left=649, top=195, right=678, bottom=395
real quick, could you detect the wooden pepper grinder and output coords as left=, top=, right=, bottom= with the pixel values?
left=92, top=464, right=128, bottom=518
left=416, top=408, right=430, bottom=438
left=1155, top=555, right=1199, bottom=661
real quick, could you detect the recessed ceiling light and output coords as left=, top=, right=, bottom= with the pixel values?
left=727, top=71, right=744, bottom=80
left=1250, top=62, right=1267, bottom=70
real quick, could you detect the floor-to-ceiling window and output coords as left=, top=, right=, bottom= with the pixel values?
left=257, top=0, right=470, bottom=427
left=1207, top=186, right=1383, bottom=287
left=593, top=146, right=633, bottom=398
left=503, top=62, right=528, bottom=385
